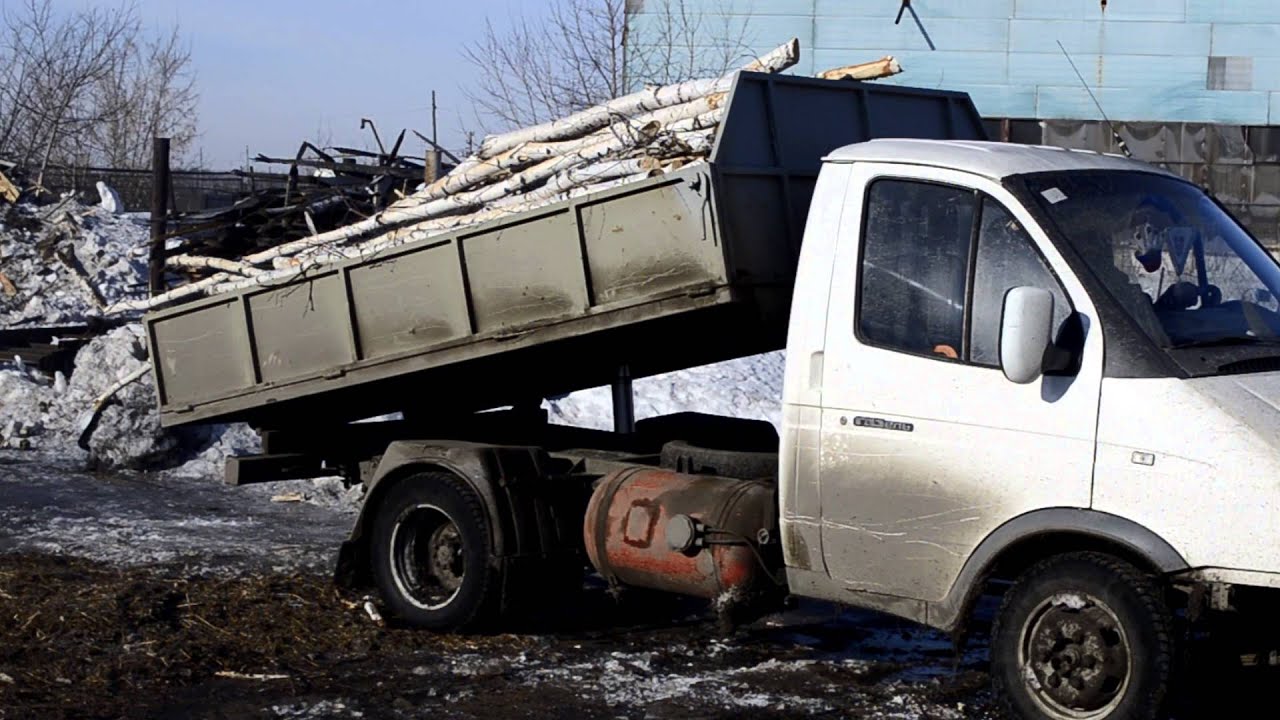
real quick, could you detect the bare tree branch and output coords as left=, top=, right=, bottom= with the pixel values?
left=0, top=0, right=199, bottom=172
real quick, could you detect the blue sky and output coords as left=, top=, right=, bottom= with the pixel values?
left=23, top=1, right=556, bottom=169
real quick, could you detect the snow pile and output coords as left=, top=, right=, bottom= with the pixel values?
left=545, top=351, right=785, bottom=432
left=0, top=198, right=149, bottom=326
left=0, top=324, right=257, bottom=470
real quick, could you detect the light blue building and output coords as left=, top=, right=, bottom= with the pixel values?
left=625, top=0, right=1280, bottom=243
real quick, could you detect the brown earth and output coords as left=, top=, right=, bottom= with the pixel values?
left=0, top=553, right=996, bottom=720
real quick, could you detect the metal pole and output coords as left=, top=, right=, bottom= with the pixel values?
left=149, top=137, right=171, bottom=297
left=612, top=364, right=635, bottom=434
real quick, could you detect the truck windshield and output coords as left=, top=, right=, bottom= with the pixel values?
left=1022, top=171, right=1280, bottom=348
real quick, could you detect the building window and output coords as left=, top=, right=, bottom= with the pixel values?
left=1207, top=57, right=1253, bottom=91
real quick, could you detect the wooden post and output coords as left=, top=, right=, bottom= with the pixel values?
left=149, top=137, right=171, bottom=296
left=424, top=148, right=441, bottom=185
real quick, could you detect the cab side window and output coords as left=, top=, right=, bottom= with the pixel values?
left=969, top=202, right=1071, bottom=366
left=857, top=179, right=976, bottom=360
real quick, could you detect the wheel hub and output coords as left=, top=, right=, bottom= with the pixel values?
left=428, top=523, right=464, bottom=592
left=1021, top=594, right=1131, bottom=718
left=390, top=504, right=467, bottom=610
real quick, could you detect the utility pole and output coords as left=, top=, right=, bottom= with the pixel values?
left=432, top=90, right=439, bottom=148
left=425, top=90, right=442, bottom=184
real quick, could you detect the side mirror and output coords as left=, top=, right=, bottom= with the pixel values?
left=1000, top=286, right=1054, bottom=384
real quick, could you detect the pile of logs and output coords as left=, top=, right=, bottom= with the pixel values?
left=107, top=39, right=901, bottom=315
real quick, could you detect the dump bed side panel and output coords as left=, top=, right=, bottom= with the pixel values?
left=146, top=75, right=989, bottom=428
left=148, top=170, right=727, bottom=423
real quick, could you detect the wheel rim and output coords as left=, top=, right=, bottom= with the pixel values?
left=389, top=504, right=465, bottom=610
left=1017, top=592, right=1132, bottom=719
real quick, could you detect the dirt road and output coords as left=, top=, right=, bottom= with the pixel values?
left=0, top=453, right=998, bottom=718
left=0, top=453, right=1261, bottom=719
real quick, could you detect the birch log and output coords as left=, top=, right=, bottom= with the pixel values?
left=101, top=43, right=932, bottom=315
left=818, top=56, right=902, bottom=81
left=490, top=157, right=660, bottom=209
left=475, top=37, right=798, bottom=159
left=666, top=109, right=724, bottom=133
left=105, top=272, right=230, bottom=312
left=166, top=254, right=262, bottom=276
left=395, top=119, right=661, bottom=208
left=233, top=122, right=661, bottom=269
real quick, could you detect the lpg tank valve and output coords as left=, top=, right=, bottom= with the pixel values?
left=666, top=514, right=706, bottom=554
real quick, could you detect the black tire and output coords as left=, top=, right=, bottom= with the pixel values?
left=369, top=471, right=498, bottom=631
left=990, top=552, right=1173, bottom=720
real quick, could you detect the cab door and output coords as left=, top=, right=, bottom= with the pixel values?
left=817, top=164, right=1103, bottom=604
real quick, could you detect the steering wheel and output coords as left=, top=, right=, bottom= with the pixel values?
left=1154, top=282, right=1199, bottom=311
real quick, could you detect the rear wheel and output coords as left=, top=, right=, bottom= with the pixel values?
left=370, top=472, right=497, bottom=630
left=991, top=552, right=1173, bottom=720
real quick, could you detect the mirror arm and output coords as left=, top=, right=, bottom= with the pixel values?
left=1040, top=343, right=1078, bottom=376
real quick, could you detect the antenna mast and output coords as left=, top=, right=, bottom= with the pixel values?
left=1056, top=39, right=1132, bottom=158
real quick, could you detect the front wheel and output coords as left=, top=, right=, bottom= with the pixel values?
left=370, top=472, right=498, bottom=630
left=991, top=552, right=1173, bottom=720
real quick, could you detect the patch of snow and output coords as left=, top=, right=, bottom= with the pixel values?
left=0, top=199, right=149, bottom=326
left=521, top=648, right=833, bottom=714
left=240, top=476, right=365, bottom=515
left=96, top=181, right=123, bottom=214
left=1051, top=593, right=1088, bottom=610
left=544, top=351, right=785, bottom=431
left=270, top=700, right=365, bottom=718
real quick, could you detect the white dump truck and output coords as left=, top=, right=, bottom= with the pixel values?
left=143, top=72, right=1280, bottom=719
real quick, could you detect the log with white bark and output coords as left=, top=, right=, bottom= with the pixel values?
left=666, top=109, right=723, bottom=134
left=818, top=56, right=902, bottom=81
left=321, top=164, right=670, bottom=265
left=394, top=92, right=722, bottom=208
left=171, top=149, right=702, bottom=299
left=475, top=37, right=798, bottom=159
left=396, top=119, right=661, bottom=208
left=158, top=122, right=717, bottom=288
left=166, top=254, right=262, bottom=276
left=117, top=104, right=723, bottom=307
left=490, top=157, right=660, bottom=209
left=104, top=45, right=929, bottom=314
left=105, top=272, right=230, bottom=313
left=240, top=120, right=667, bottom=268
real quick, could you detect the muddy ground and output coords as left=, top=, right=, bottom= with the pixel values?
left=0, top=453, right=1271, bottom=719
left=0, top=553, right=1000, bottom=719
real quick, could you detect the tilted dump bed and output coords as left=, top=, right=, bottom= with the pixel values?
left=144, top=73, right=987, bottom=429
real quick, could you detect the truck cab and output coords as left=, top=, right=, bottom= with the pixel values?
left=782, top=138, right=1280, bottom=719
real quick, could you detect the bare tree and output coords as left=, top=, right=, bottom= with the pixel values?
left=90, top=23, right=199, bottom=168
left=625, top=0, right=756, bottom=89
left=460, top=0, right=752, bottom=135
left=0, top=0, right=199, bottom=175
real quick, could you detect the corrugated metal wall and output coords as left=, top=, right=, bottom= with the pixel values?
left=626, top=0, right=1280, bottom=125
left=626, top=1, right=1280, bottom=246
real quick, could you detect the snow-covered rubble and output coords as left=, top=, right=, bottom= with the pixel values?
left=0, top=197, right=149, bottom=326
left=0, top=195, right=263, bottom=474
left=0, top=323, right=258, bottom=470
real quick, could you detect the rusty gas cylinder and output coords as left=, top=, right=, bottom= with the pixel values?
left=583, top=466, right=779, bottom=600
